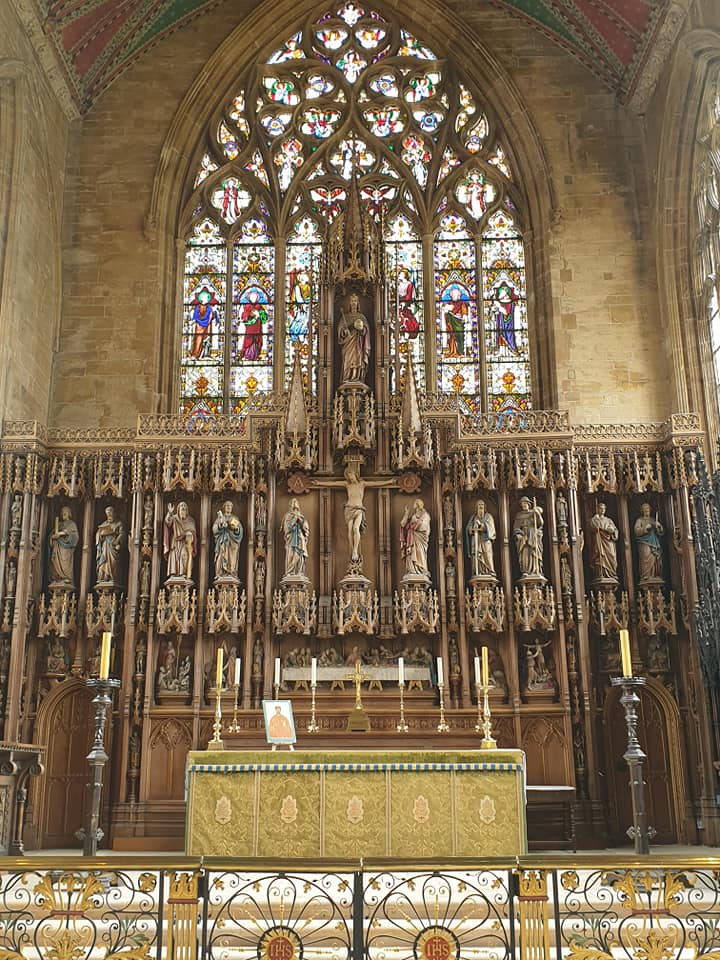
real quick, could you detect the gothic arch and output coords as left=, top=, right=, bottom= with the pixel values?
left=33, top=677, right=93, bottom=848
left=146, top=0, right=557, bottom=414
left=655, top=29, right=720, bottom=465
left=602, top=676, right=687, bottom=844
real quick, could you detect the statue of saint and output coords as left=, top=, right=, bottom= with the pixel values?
left=95, top=505, right=125, bottom=584
left=9, top=494, right=22, bottom=531
left=513, top=496, right=545, bottom=579
left=464, top=500, right=496, bottom=579
left=634, top=502, right=664, bottom=583
left=338, top=293, right=370, bottom=384
left=48, top=506, right=79, bottom=587
left=281, top=498, right=310, bottom=579
left=164, top=501, right=197, bottom=581
left=212, top=500, right=244, bottom=580
left=400, top=499, right=432, bottom=580
left=589, top=502, right=619, bottom=582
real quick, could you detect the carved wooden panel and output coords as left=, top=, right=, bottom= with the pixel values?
left=39, top=684, right=93, bottom=848
left=521, top=716, right=569, bottom=785
left=605, top=687, right=679, bottom=845
left=147, top=718, right=192, bottom=802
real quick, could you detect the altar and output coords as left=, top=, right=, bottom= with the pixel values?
left=186, top=749, right=527, bottom=858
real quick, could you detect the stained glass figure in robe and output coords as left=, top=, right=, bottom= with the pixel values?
left=181, top=220, right=227, bottom=415
left=230, top=223, right=275, bottom=411
left=285, top=218, right=322, bottom=390
left=434, top=215, right=480, bottom=397
left=385, top=215, right=424, bottom=393
left=482, top=211, right=531, bottom=412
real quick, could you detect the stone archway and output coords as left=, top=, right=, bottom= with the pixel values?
left=34, top=678, right=94, bottom=849
left=603, top=678, right=686, bottom=845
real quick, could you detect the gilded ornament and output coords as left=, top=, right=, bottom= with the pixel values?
left=347, top=794, right=364, bottom=824
left=280, top=794, right=298, bottom=824
left=478, top=794, right=496, bottom=825
left=413, top=795, right=430, bottom=824
left=214, top=795, right=232, bottom=825
left=415, top=926, right=458, bottom=960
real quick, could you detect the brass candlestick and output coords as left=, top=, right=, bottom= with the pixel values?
left=308, top=681, right=319, bottom=733
left=437, top=681, right=449, bottom=733
left=476, top=682, right=497, bottom=748
left=227, top=682, right=241, bottom=733
left=397, top=680, right=409, bottom=733
left=208, top=684, right=225, bottom=750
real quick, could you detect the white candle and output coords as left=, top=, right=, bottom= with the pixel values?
left=474, top=656, right=481, bottom=686
left=274, top=657, right=281, bottom=687
left=311, top=657, right=317, bottom=685
left=436, top=656, right=444, bottom=686
left=398, top=656, right=404, bottom=686
left=234, top=657, right=241, bottom=687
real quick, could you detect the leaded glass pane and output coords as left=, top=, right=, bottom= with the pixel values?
left=482, top=211, right=532, bottom=413
left=286, top=217, right=322, bottom=392
left=434, top=215, right=480, bottom=398
left=181, top=219, right=227, bottom=415
left=386, top=216, right=425, bottom=394
left=230, top=223, right=274, bottom=412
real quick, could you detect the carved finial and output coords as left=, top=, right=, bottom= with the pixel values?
left=285, top=349, right=307, bottom=437
left=401, top=355, right=423, bottom=435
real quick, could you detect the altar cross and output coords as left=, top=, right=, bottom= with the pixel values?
left=344, top=660, right=371, bottom=711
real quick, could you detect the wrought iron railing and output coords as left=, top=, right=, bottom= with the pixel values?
left=0, top=857, right=719, bottom=960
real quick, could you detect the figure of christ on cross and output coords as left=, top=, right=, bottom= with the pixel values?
left=344, top=659, right=372, bottom=712
left=312, top=465, right=398, bottom=568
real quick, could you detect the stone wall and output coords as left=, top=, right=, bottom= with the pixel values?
left=51, top=0, right=672, bottom=428
left=0, top=3, right=69, bottom=423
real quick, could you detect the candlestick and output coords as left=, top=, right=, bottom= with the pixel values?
left=274, top=657, right=281, bottom=698
left=216, top=647, right=224, bottom=690
left=234, top=656, right=241, bottom=687
left=437, top=680, right=449, bottom=733
left=436, top=656, right=444, bottom=687
left=620, top=629, right=632, bottom=678
left=227, top=676, right=241, bottom=734
left=481, top=646, right=489, bottom=687
left=80, top=676, right=121, bottom=855
left=308, top=666, right=319, bottom=734
left=99, top=632, right=112, bottom=680
left=397, top=676, right=408, bottom=733
left=208, top=669, right=225, bottom=750
left=611, top=676, right=653, bottom=854
left=475, top=680, right=497, bottom=748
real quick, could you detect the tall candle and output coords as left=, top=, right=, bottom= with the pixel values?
left=620, top=629, right=632, bottom=678
left=436, top=656, right=444, bottom=687
left=482, top=646, right=489, bottom=687
left=99, top=632, right=111, bottom=680
left=274, top=657, right=281, bottom=688
left=311, top=657, right=317, bottom=686
left=398, top=656, right=405, bottom=686
left=216, top=647, right=224, bottom=690
left=474, top=655, right=481, bottom=686
left=234, top=657, right=241, bottom=687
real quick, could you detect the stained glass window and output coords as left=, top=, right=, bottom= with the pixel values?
left=694, top=70, right=720, bottom=400
left=386, top=215, right=424, bottom=394
left=180, top=4, right=535, bottom=415
left=286, top=217, right=322, bottom=391
left=434, top=215, right=480, bottom=402
left=230, top=220, right=275, bottom=412
left=181, top=220, right=227, bottom=415
left=482, top=211, right=531, bottom=413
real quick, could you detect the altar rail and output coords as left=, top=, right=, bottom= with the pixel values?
left=1, top=856, right=720, bottom=960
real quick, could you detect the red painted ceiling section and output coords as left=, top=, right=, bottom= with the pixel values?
left=35, top=0, right=674, bottom=110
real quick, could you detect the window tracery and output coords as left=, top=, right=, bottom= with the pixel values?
left=179, top=2, right=533, bottom=416
left=694, top=69, right=720, bottom=397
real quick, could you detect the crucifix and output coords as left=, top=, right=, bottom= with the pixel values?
left=344, top=658, right=372, bottom=732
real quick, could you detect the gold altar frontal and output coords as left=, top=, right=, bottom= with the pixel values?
left=186, top=749, right=527, bottom=858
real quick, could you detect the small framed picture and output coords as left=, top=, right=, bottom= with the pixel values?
left=262, top=699, right=297, bottom=746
